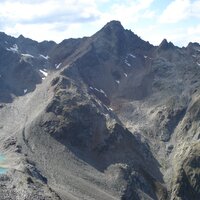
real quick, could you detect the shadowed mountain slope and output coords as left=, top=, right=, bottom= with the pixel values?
left=0, top=21, right=200, bottom=200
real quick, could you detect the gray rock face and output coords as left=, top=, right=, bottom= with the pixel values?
left=0, top=33, right=56, bottom=103
left=0, top=21, right=200, bottom=200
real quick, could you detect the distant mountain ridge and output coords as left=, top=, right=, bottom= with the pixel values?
left=0, top=21, right=200, bottom=200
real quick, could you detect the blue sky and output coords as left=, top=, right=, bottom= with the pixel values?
left=0, top=0, right=199, bottom=47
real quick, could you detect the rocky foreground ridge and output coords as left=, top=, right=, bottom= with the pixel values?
left=0, top=21, right=200, bottom=200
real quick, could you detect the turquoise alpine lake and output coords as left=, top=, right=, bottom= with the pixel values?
left=0, top=154, right=7, bottom=174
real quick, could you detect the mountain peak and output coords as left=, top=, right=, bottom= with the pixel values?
left=187, top=42, right=200, bottom=48
left=102, top=20, right=124, bottom=33
left=158, top=38, right=174, bottom=50
left=104, top=20, right=123, bottom=28
left=18, top=34, right=25, bottom=39
left=91, top=20, right=153, bottom=57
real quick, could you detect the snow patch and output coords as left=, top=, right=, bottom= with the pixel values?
left=94, top=88, right=100, bottom=92
left=24, top=89, right=27, bottom=94
left=125, top=60, right=131, bottom=67
left=128, top=53, right=136, bottom=58
left=116, top=80, right=120, bottom=84
left=144, top=55, right=148, bottom=59
left=55, top=63, right=62, bottom=69
left=39, top=69, right=48, bottom=77
left=124, top=73, right=128, bottom=77
left=100, top=89, right=107, bottom=97
left=197, top=62, right=200, bottom=66
left=21, top=53, right=34, bottom=58
left=6, top=44, right=19, bottom=53
left=124, top=53, right=136, bottom=67
left=40, top=54, right=49, bottom=60
left=104, top=105, right=113, bottom=112
left=92, top=87, right=107, bottom=97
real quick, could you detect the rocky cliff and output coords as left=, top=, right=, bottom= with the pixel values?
left=0, top=21, right=200, bottom=200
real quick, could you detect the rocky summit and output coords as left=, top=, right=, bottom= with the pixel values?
left=0, top=20, right=200, bottom=200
